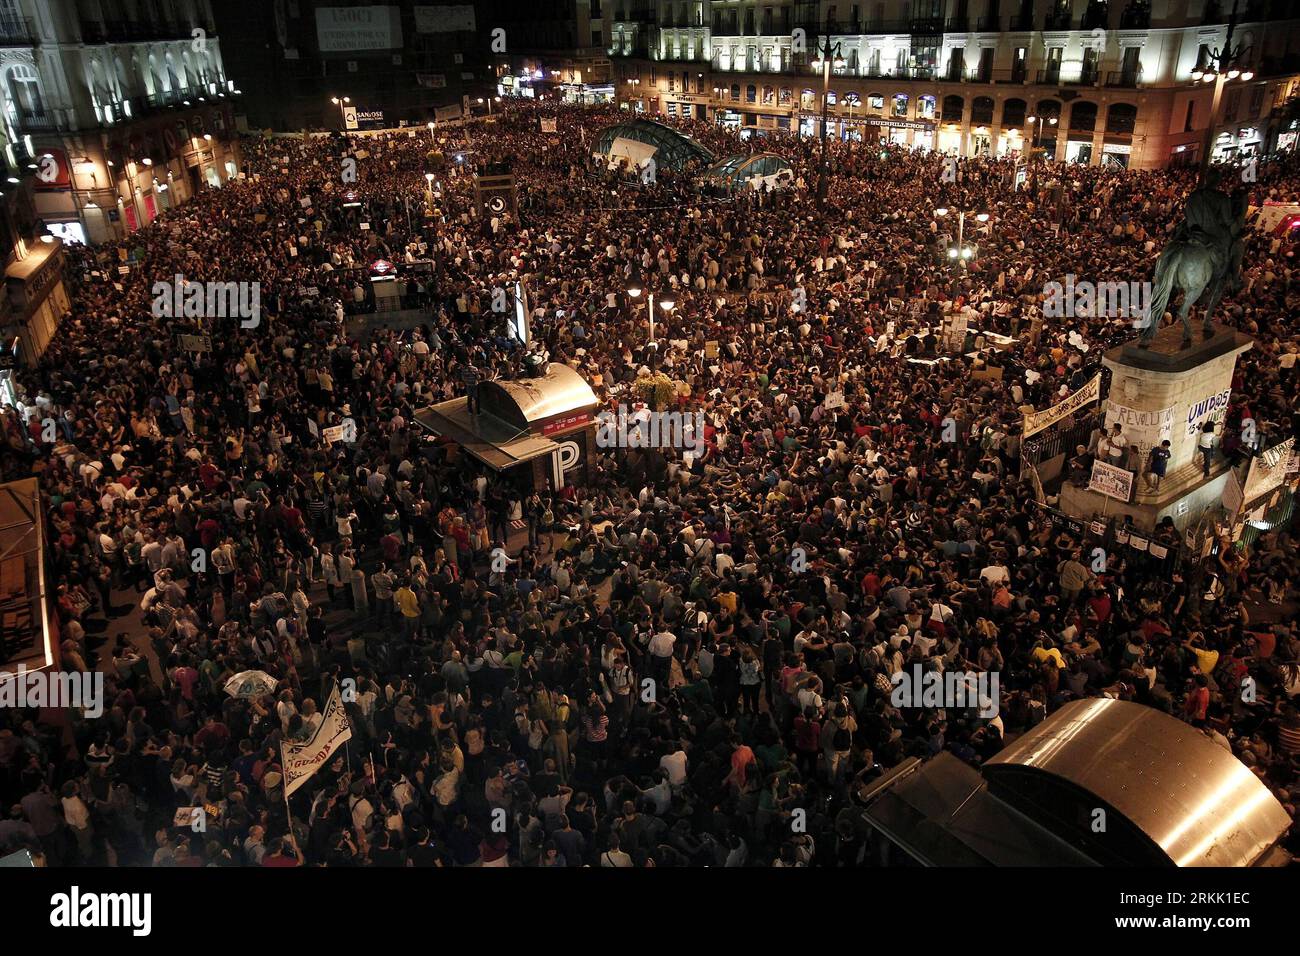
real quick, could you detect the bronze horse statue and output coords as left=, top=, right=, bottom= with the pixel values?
left=1138, top=174, right=1247, bottom=349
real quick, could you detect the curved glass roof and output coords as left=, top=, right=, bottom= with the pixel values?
left=594, top=118, right=715, bottom=171
left=701, top=152, right=794, bottom=187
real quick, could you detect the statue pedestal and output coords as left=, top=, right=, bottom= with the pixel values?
left=1058, top=323, right=1252, bottom=533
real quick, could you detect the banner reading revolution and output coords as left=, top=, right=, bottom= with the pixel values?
left=1022, top=373, right=1102, bottom=438
left=281, top=685, right=352, bottom=796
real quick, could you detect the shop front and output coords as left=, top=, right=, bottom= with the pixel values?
left=1065, top=137, right=1094, bottom=164
left=861, top=119, right=936, bottom=151
left=1101, top=141, right=1132, bottom=169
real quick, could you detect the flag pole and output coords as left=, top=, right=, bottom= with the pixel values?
left=279, top=742, right=298, bottom=856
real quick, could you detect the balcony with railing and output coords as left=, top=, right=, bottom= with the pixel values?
left=1066, top=67, right=1100, bottom=86
left=1043, top=13, right=1075, bottom=31
left=0, top=16, right=37, bottom=46
left=12, top=109, right=57, bottom=132
left=1119, top=6, right=1152, bottom=29
left=1105, top=70, right=1141, bottom=88
left=1036, top=68, right=1062, bottom=85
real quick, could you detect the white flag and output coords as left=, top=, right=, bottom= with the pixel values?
left=281, top=685, right=352, bottom=797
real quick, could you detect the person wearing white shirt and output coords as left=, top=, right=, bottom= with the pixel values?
left=979, top=564, right=1010, bottom=586
left=659, top=748, right=688, bottom=787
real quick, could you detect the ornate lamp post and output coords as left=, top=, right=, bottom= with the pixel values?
left=1191, top=0, right=1254, bottom=171
left=811, top=36, right=845, bottom=208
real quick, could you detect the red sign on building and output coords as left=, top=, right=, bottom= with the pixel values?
left=33, top=148, right=72, bottom=190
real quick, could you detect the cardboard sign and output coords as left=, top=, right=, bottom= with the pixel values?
left=177, top=334, right=213, bottom=352
left=1088, top=459, right=1133, bottom=502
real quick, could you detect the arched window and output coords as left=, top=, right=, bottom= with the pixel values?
left=746, top=83, right=756, bottom=102
left=971, top=95, right=994, bottom=124
left=779, top=87, right=792, bottom=105
left=918, top=94, right=935, bottom=119
left=762, top=85, right=774, bottom=104
left=6, top=64, right=45, bottom=118
left=1106, top=102, right=1138, bottom=134
left=1070, top=100, right=1098, bottom=132
left=1002, top=97, right=1027, bottom=128
left=941, top=94, right=964, bottom=122
left=1035, top=99, right=1062, bottom=123
left=891, top=93, right=908, bottom=117
left=730, top=83, right=740, bottom=100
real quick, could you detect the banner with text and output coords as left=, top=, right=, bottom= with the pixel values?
left=316, top=6, right=402, bottom=52
left=414, top=5, right=476, bottom=32
left=281, top=685, right=352, bottom=796
left=1022, top=373, right=1102, bottom=438
left=1088, top=459, right=1134, bottom=502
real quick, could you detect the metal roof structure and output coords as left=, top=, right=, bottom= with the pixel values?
left=700, top=152, right=794, bottom=188
left=412, top=364, right=598, bottom=473
left=593, top=119, right=715, bottom=171
left=985, top=698, right=1292, bottom=867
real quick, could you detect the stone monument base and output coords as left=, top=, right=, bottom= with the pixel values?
left=1059, top=459, right=1237, bottom=534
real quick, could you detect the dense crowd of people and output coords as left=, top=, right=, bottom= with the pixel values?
left=0, top=99, right=1298, bottom=867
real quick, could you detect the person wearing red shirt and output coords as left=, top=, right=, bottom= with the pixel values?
left=793, top=707, right=822, bottom=779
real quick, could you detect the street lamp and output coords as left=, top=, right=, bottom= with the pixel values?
left=811, top=36, right=846, bottom=208
left=934, top=207, right=989, bottom=269
left=1195, top=0, right=1255, bottom=170
left=330, top=95, right=351, bottom=129
left=1025, top=114, right=1057, bottom=192
left=626, top=287, right=675, bottom=351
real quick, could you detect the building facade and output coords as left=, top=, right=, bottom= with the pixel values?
left=0, top=0, right=243, bottom=245
left=215, top=1, right=493, bottom=132
left=490, top=0, right=616, bottom=103
left=608, top=0, right=1300, bottom=169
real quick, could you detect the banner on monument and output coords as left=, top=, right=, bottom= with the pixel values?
left=1022, top=373, right=1102, bottom=438
left=1105, top=402, right=1174, bottom=471
left=281, top=685, right=352, bottom=796
left=1222, top=469, right=1244, bottom=517
left=1088, top=459, right=1133, bottom=502
left=1241, top=436, right=1296, bottom=506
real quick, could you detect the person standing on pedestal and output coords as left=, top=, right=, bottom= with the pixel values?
left=1104, top=423, right=1127, bottom=470
left=1198, top=423, right=1217, bottom=478
left=1145, top=440, right=1172, bottom=493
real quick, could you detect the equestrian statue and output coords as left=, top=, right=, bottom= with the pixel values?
left=1138, top=166, right=1247, bottom=349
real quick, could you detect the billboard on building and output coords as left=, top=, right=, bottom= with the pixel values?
left=315, top=6, right=403, bottom=52
left=414, top=5, right=476, bottom=32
